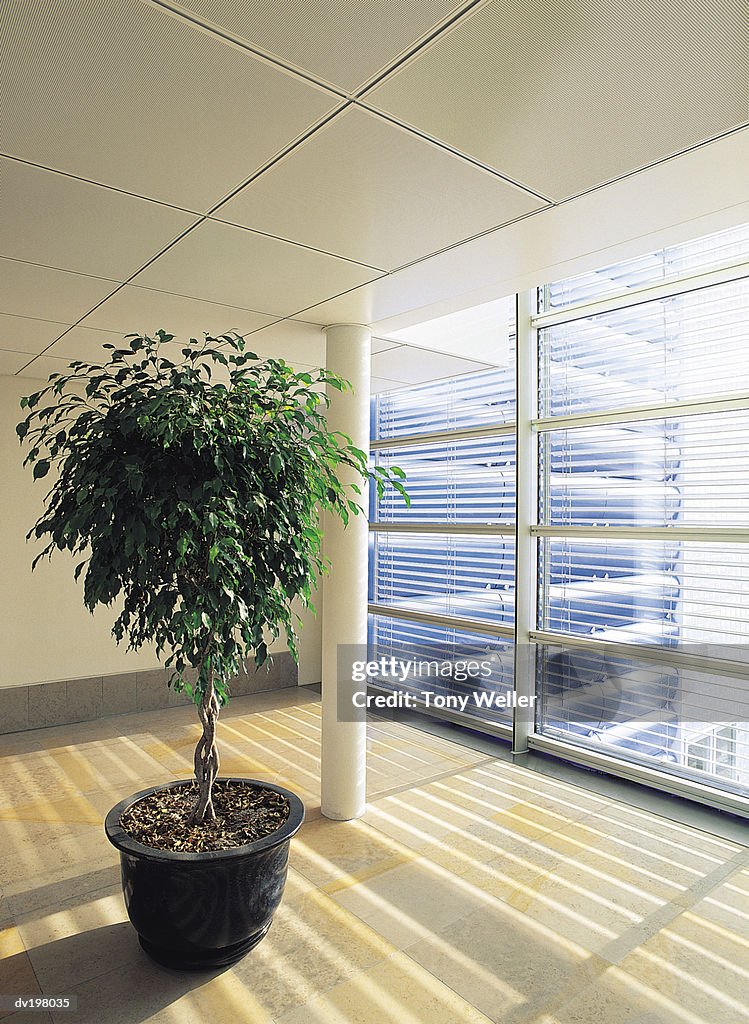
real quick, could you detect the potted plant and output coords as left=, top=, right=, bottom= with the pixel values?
left=17, top=330, right=408, bottom=969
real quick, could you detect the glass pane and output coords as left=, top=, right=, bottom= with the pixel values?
left=370, top=532, right=515, bottom=626
left=541, top=411, right=749, bottom=529
left=369, top=614, right=514, bottom=725
left=541, top=538, right=749, bottom=648
left=540, top=221, right=749, bottom=311
left=687, top=736, right=711, bottom=772
left=373, top=365, right=516, bottom=440
left=372, top=435, right=516, bottom=525
left=539, top=278, right=749, bottom=416
left=536, top=644, right=749, bottom=798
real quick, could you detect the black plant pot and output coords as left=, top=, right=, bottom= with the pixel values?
left=105, top=778, right=305, bottom=970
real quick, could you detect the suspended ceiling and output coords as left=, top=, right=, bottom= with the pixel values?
left=1, top=0, right=748, bottom=383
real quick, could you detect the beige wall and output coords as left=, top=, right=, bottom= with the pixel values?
left=0, top=374, right=321, bottom=688
left=295, top=602, right=322, bottom=686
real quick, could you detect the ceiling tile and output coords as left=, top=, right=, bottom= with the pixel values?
left=169, top=0, right=468, bottom=91
left=15, top=352, right=81, bottom=381
left=46, top=326, right=208, bottom=370
left=15, top=337, right=222, bottom=378
left=0, top=158, right=197, bottom=281
left=45, top=325, right=129, bottom=362
left=0, top=314, right=69, bottom=355
left=370, top=375, right=407, bottom=394
left=133, top=220, right=383, bottom=317
left=80, top=284, right=276, bottom=339
left=245, top=320, right=325, bottom=365
left=0, top=259, right=116, bottom=324
left=371, top=345, right=488, bottom=384
left=368, top=0, right=749, bottom=200
left=294, top=279, right=383, bottom=325
left=1, top=0, right=338, bottom=210
left=0, top=350, right=34, bottom=376
left=371, top=338, right=401, bottom=354
left=391, top=296, right=514, bottom=362
left=215, top=107, right=543, bottom=269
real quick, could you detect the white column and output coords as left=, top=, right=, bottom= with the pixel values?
left=321, top=324, right=371, bottom=820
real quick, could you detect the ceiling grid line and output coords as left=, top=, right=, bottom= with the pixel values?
left=141, top=0, right=350, bottom=99
left=141, top=0, right=489, bottom=101
left=351, top=100, right=555, bottom=203
left=0, top=255, right=120, bottom=287
left=3, top=0, right=747, bottom=384
left=8, top=99, right=387, bottom=372
left=0, top=152, right=205, bottom=219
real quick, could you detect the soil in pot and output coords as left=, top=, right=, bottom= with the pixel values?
left=119, top=780, right=290, bottom=852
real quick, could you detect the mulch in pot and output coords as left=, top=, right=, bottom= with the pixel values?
left=119, top=780, right=291, bottom=853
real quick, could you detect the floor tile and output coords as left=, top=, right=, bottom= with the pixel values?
left=0, top=688, right=745, bottom=1024
left=329, top=858, right=485, bottom=948
left=48, top=950, right=274, bottom=1024
left=0, top=821, right=112, bottom=897
left=229, top=889, right=397, bottom=1018
left=683, top=863, right=749, bottom=936
left=611, top=905, right=749, bottom=1022
left=275, top=949, right=494, bottom=1024
left=18, top=890, right=133, bottom=992
left=0, top=925, right=42, bottom=1019
left=290, top=816, right=411, bottom=888
left=534, top=960, right=709, bottom=1024
left=405, top=900, right=607, bottom=1024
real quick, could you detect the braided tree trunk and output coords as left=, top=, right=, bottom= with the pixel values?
left=190, top=662, right=221, bottom=824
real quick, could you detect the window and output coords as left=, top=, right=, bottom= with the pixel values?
left=534, top=222, right=749, bottom=801
left=687, top=726, right=738, bottom=780
left=369, top=221, right=749, bottom=811
left=368, top=299, right=517, bottom=727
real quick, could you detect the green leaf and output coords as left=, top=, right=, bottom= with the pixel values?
left=16, top=421, right=28, bottom=440
left=14, top=326, right=406, bottom=720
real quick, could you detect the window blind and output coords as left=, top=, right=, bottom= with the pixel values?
left=540, top=278, right=749, bottom=417
left=372, top=435, right=516, bottom=525
left=541, top=411, right=749, bottom=529
left=541, top=222, right=749, bottom=312
left=536, top=643, right=749, bottom=799
left=368, top=614, right=514, bottom=724
left=373, top=365, right=515, bottom=440
left=370, top=532, right=515, bottom=627
left=536, top=222, right=749, bottom=801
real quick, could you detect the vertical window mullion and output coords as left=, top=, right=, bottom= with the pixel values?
left=512, top=290, right=539, bottom=753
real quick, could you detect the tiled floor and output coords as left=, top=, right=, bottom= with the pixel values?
left=1, top=686, right=748, bottom=1023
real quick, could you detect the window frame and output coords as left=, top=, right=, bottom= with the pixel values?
left=368, top=234, right=749, bottom=818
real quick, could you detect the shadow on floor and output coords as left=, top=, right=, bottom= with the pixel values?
left=27, top=923, right=230, bottom=1024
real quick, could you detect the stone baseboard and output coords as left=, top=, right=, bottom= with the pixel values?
left=0, top=652, right=298, bottom=734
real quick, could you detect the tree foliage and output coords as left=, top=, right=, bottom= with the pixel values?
left=17, top=331, right=409, bottom=708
